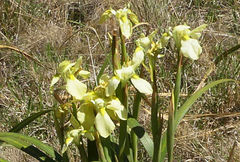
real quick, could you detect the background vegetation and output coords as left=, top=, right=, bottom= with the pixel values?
left=0, top=0, right=239, bottom=161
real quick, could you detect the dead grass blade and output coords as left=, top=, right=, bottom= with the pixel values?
left=0, top=45, right=47, bottom=69
left=227, top=141, right=237, bottom=162
left=176, top=121, right=240, bottom=142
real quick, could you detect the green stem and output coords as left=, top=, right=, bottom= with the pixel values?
left=53, top=110, right=69, bottom=162
left=118, top=29, right=130, bottom=162
left=53, top=91, right=69, bottom=161
left=87, top=140, right=99, bottom=161
left=167, top=91, right=175, bottom=162
left=131, top=94, right=141, bottom=162
left=167, top=52, right=182, bottom=162
left=151, top=57, right=161, bottom=162
left=97, top=52, right=112, bottom=84
left=119, top=29, right=128, bottom=64
left=112, top=29, right=120, bottom=70
left=119, top=85, right=129, bottom=162
left=131, top=66, right=143, bottom=162
left=101, top=136, right=113, bottom=162
left=96, top=133, right=107, bottom=162
left=174, top=53, right=183, bottom=115
left=77, top=138, right=88, bottom=162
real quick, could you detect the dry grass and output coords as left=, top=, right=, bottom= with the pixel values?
left=0, top=0, right=239, bottom=161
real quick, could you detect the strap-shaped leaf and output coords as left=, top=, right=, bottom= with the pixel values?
left=9, top=109, right=52, bottom=132
left=0, top=110, right=53, bottom=146
left=0, top=132, right=62, bottom=161
left=167, top=90, right=175, bottom=162
left=0, top=157, right=9, bottom=162
left=175, top=79, right=235, bottom=127
left=127, top=118, right=153, bottom=157
left=159, top=79, right=235, bottom=162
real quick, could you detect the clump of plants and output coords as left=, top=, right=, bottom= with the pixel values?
left=0, top=5, right=237, bottom=162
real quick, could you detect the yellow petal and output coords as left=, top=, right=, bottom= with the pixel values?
left=115, top=66, right=135, bottom=84
left=99, top=9, right=116, bottom=24
left=79, top=70, right=90, bottom=79
left=180, top=39, right=202, bottom=60
left=95, top=112, right=115, bottom=138
left=131, top=75, right=153, bottom=95
left=173, top=25, right=190, bottom=49
left=77, top=103, right=95, bottom=130
left=66, top=75, right=87, bottom=100
left=132, top=46, right=144, bottom=68
left=190, top=24, right=207, bottom=39
left=106, top=76, right=120, bottom=97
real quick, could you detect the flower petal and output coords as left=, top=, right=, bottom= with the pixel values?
left=115, top=109, right=127, bottom=120
left=173, top=25, right=190, bottom=49
left=66, top=75, right=87, bottom=99
left=127, top=9, right=139, bottom=24
left=131, top=75, right=153, bottom=95
left=58, top=61, right=75, bottom=74
left=79, top=70, right=90, bottom=79
left=115, top=66, right=135, bottom=84
left=132, top=46, right=144, bottom=68
left=106, top=76, right=120, bottom=97
left=107, top=98, right=124, bottom=111
left=50, top=75, right=60, bottom=89
left=77, top=103, right=95, bottom=130
left=116, top=9, right=132, bottom=39
left=95, top=112, right=115, bottom=138
left=190, top=24, right=207, bottom=39
left=180, top=39, right=202, bottom=60
left=71, top=57, right=83, bottom=74
left=99, top=9, right=116, bottom=24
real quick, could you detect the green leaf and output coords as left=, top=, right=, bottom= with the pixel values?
left=214, top=44, right=240, bottom=65
left=66, top=75, right=87, bottom=100
left=70, top=113, right=81, bottom=129
left=95, top=112, right=115, bottom=138
left=97, top=52, right=112, bottom=84
left=127, top=118, right=153, bottom=158
left=100, top=136, right=115, bottom=162
left=175, top=79, right=235, bottom=126
left=87, top=140, right=99, bottom=161
left=9, top=109, right=52, bottom=133
left=167, top=90, right=175, bottom=162
left=0, top=132, right=62, bottom=161
left=131, top=75, right=153, bottom=95
left=159, top=79, right=235, bottom=162
left=0, top=158, right=9, bottom=162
